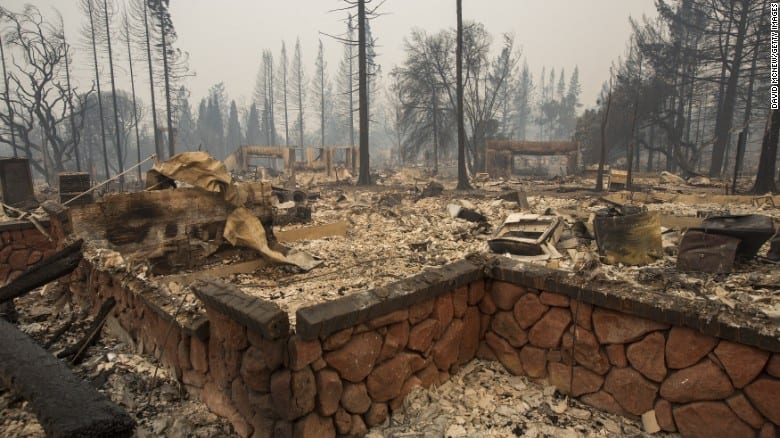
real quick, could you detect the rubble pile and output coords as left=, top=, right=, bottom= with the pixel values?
left=123, top=171, right=780, bottom=333
left=368, top=359, right=674, bottom=438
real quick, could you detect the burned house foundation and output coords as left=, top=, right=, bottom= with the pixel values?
left=1, top=153, right=778, bottom=437
left=51, top=240, right=780, bottom=438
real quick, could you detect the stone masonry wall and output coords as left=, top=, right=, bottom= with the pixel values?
left=68, top=260, right=208, bottom=383
left=477, top=280, right=779, bottom=438
left=69, top=254, right=780, bottom=438
left=0, top=221, right=57, bottom=285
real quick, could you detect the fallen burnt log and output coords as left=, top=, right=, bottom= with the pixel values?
left=0, top=239, right=84, bottom=305
left=0, top=318, right=135, bottom=437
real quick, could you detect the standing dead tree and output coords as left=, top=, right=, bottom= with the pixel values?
left=121, top=9, right=143, bottom=183
left=595, top=72, right=614, bottom=192
left=277, top=42, right=290, bottom=147
left=0, top=5, right=92, bottom=179
left=81, top=0, right=111, bottom=180
left=101, top=0, right=125, bottom=190
left=752, top=110, right=779, bottom=194
left=0, top=31, right=17, bottom=158
left=331, top=0, right=382, bottom=185
left=455, top=0, right=471, bottom=189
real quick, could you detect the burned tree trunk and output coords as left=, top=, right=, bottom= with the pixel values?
left=710, top=1, right=750, bottom=177
left=86, top=0, right=111, bottom=181
left=595, top=77, right=613, bottom=192
left=752, top=109, right=780, bottom=194
left=357, top=0, right=370, bottom=185
left=103, top=0, right=125, bottom=191
left=455, top=0, right=471, bottom=190
left=142, top=0, right=162, bottom=159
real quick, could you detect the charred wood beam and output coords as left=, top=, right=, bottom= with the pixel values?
left=0, top=239, right=83, bottom=305
left=57, top=297, right=116, bottom=364
left=0, top=318, right=135, bottom=437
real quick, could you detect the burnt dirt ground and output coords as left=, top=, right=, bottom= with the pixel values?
left=2, top=170, right=778, bottom=437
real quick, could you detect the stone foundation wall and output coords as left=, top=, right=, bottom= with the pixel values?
left=68, top=260, right=207, bottom=383
left=0, top=221, right=57, bottom=284
left=476, top=280, right=779, bottom=438
left=68, top=255, right=779, bottom=438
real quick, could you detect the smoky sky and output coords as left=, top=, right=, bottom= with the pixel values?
left=4, top=0, right=657, bottom=110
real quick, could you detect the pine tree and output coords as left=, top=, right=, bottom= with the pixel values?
left=226, top=100, right=242, bottom=153
left=514, top=61, right=533, bottom=140
left=246, top=103, right=261, bottom=146
left=176, top=86, right=195, bottom=151
left=312, top=40, right=329, bottom=148
left=292, top=38, right=305, bottom=154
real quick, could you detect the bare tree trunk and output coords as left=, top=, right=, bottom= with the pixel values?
left=124, top=15, right=142, bottom=184
left=432, top=85, right=439, bottom=175
left=297, top=58, right=303, bottom=150
left=733, top=1, right=766, bottom=185
left=0, top=35, right=17, bottom=158
left=142, top=0, right=161, bottom=160
left=87, top=0, right=110, bottom=181
left=646, top=125, right=655, bottom=172
left=281, top=43, right=290, bottom=148
left=320, top=44, right=325, bottom=149
left=752, top=109, right=780, bottom=194
left=103, top=0, right=124, bottom=190
left=595, top=75, right=613, bottom=192
left=357, top=0, right=370, bottom=185
left=627, top=57, right=642, bottom=190
left=268, top=56, right=276, bottom=146
left=456, top=0, right=470, bottom=190
left=710, top=1, right=749, bottom=177
left=348, top=17, right=355, bottom=151
left=348, top=16, right=356, bottom=174
left=158, top=6, right=175, bottom=158
left=62, top=37, right=80, bottom=171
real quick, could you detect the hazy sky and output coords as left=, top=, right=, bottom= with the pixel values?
left=5, top=0, right=658, bottom=110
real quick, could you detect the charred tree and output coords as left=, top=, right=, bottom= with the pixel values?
left=455, top=0, right=471, bottom=190
left=140, top=0, right=161, bottom=159
left=279, top=42, right=290, bottom=147
left=102, top=0, right=125, bottom=190
left=595, top=75, right=613, bottom=192
left=155, top=1, right=175, bottom=158
left=709, top=0, right=750, bottom=178
left=752, top=110, right=779, bottom=194
left=60, top=24, right=81, bottom=171
left=627, top=53, right=642, bottom=190
left=123, top=12, right=143, bottom=183
left=357, top=0, right=370, bottom=185
left=84, top=0, right=111, bottom=181
left=0, top=33, right=17, bottom=158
